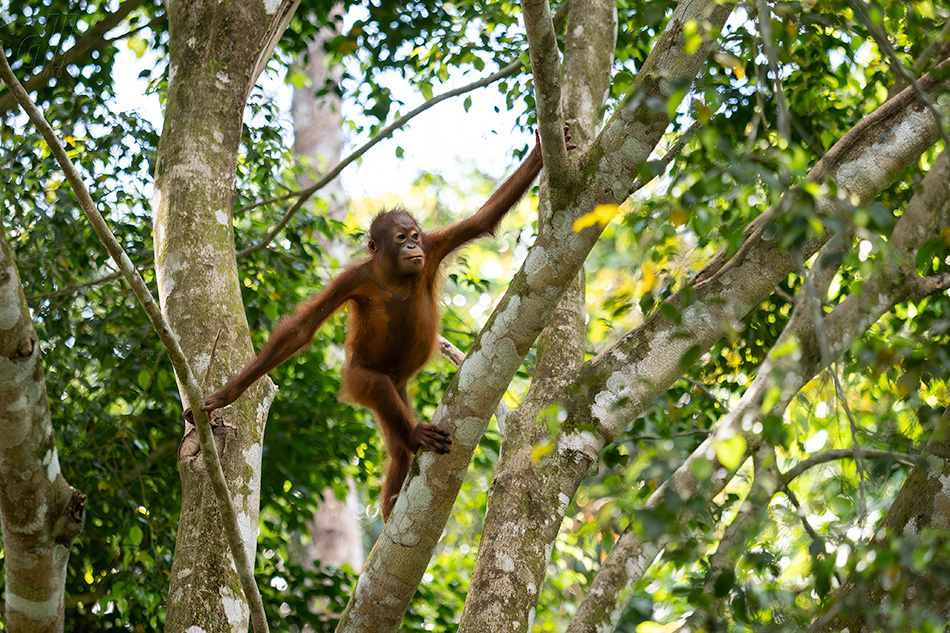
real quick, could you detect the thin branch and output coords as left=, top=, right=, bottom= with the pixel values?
left=105, top=13, right=167, bottom=43
left=0, top=50, right=270, bottom=633
left=33, top=62, right=525, bottom=298
left=851, top=0, right=950, bottom=150
left=626, top=429, right=710, bottom=442
left=684, top=376, right=728, bottom=413
left=780, top=448, right=918, bottom=485
left=237, top=59, right=524, bottom=258
left=0, top=0, right=149, bottom=116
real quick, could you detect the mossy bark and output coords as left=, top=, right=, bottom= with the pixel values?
left=152, top=1, right=297, bottom=630
left=0, top=222, right=85, bottom=632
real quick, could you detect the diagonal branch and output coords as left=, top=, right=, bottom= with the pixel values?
left=0, top=49, right=270, bottom=633
left=30, top=61, right=524, bottom=300
left=851, top=0, right=950, bottom=150
left=236, top=59, right=523, bottom=258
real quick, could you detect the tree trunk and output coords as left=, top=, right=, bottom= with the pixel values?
left=152, top=1, right=298, bottom=630
left=0, top=221, right=85, bottom=632
left=456, top=0, right=616, bottom=628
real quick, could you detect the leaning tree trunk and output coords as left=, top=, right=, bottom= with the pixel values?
left=0, top=221, right=86, bottom=632
left=456, top=0, right=616, bottom=628
left=152, top=1, right=299, bottom=630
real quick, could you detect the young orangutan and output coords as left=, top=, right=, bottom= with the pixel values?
left=198, top=128, right=572, bottom=519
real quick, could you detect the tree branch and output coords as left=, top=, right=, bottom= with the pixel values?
left=0, top=49, right=270, bottom=633
left=780, top=448, right=918, bottom=484
left=0, top=0, right=151, bottom=116
left=520, top=0, right=569, bottom=180
left=438, top=335, right=510, bottom=429
left=237, top=59, right=523, bottom=257
left=31, top=62, right=524, bottom=299
left=851, top=0, right=950, bottom=150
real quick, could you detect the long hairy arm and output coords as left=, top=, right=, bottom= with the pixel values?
left=427, top=142, right=543, bottom=264
left=201, top=263, right=369, bottom=411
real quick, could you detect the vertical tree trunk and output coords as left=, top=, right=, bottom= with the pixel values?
left=152, top=1, right=299, bottom=630
left=0, top=222, right=86, bottom=632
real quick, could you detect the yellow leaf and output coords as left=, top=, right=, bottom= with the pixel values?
left=574, top=204, right=620, bottom=232
left=732, top=62, right=746, bottom=79
left=683, top=21, right=702, bottom=55
left=127, top=35, right=147, bottom=58
left=669, top=207, right=689, bottom=227
left=640, top=264, right=656, bottom=293
left=637, top=621, right=681, bottom=633
left=715, top=434, right=748, bottom=470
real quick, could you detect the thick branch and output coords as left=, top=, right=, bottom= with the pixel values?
left=521, top=0, right=569, bottom=179
left=566, top=138, right=950, bottom=633
left=437, top=336, right=510, bottom=428
left=0, top=50, right=270, bottom=633
left=576, top=66, right=950, bottom=442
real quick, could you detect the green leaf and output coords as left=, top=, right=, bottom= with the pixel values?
left=714, top=434, right=747, bottom=470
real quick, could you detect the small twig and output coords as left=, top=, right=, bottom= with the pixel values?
left=202, top=328, right=225, bottom=390
left=781, top=485, right=845, bottom=585
left=851, top=0, right=950, bottom=150
left=833, top=367, right=868, bottom=521
left=105, top=13, right=167, bottom=43
left=627, top=429, right=710, bottom=442
left=625, top=120, right=702, bottom=198
left=779, top=448, right=917, bottom=484
left=237, top=59, right=524, bottom=257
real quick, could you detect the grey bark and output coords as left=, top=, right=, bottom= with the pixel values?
left=566, top=127, right=950, bottom=633
left=336, top=0, right=731, bottom=630
left=0, top=221, right=85, bottom=632
left=152, top=1, right=300, bottom=630
left=455, top=0, right=616, bottom=629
